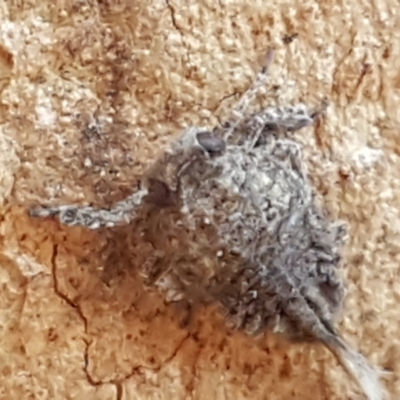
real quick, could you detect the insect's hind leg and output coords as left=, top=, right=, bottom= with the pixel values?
left=29, top=187, right=149, bottom=229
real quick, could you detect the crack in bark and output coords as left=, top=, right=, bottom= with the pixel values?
left=50, top=243, right=87, bottom=324
left=50, top=241, right=193, bottom=398
left=165, top=0, right=183, bottom=36
left=50, top=244, right=99, bottom=388
left=185, top=337, right=202, bottom=397
left=213, top=91, right=241, bottom=114
left=331, top=32, right=357, bottom=98
left=213, top=91, right=244, bottom=125
left=189, top=338, right=204, bottom=398
left=160, top=332, right=191, bottom=366
left=164, top=0, right=192, bottom=64
left=162, top=2, right=250, bottom=127
left=349, top=57, right=372, bottom=103
left=218, top=91, right=241, bottom=104
left=50, top=243, right=125, bottom=397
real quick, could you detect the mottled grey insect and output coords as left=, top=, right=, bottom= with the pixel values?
left=30, top=50, right=385, bottom=400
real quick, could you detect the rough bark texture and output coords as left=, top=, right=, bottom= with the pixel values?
left=0, top=1, right=399, bottom=399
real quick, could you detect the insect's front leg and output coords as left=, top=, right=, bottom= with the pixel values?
left=261, top=100, right=328, bottom=135
left=30, top=187, right=148, bottom=229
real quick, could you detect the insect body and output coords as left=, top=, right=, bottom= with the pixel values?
left=30, top=53, right=385, bottom=400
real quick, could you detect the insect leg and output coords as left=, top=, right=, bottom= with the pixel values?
left=30, top=187, right=148, bottom=229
